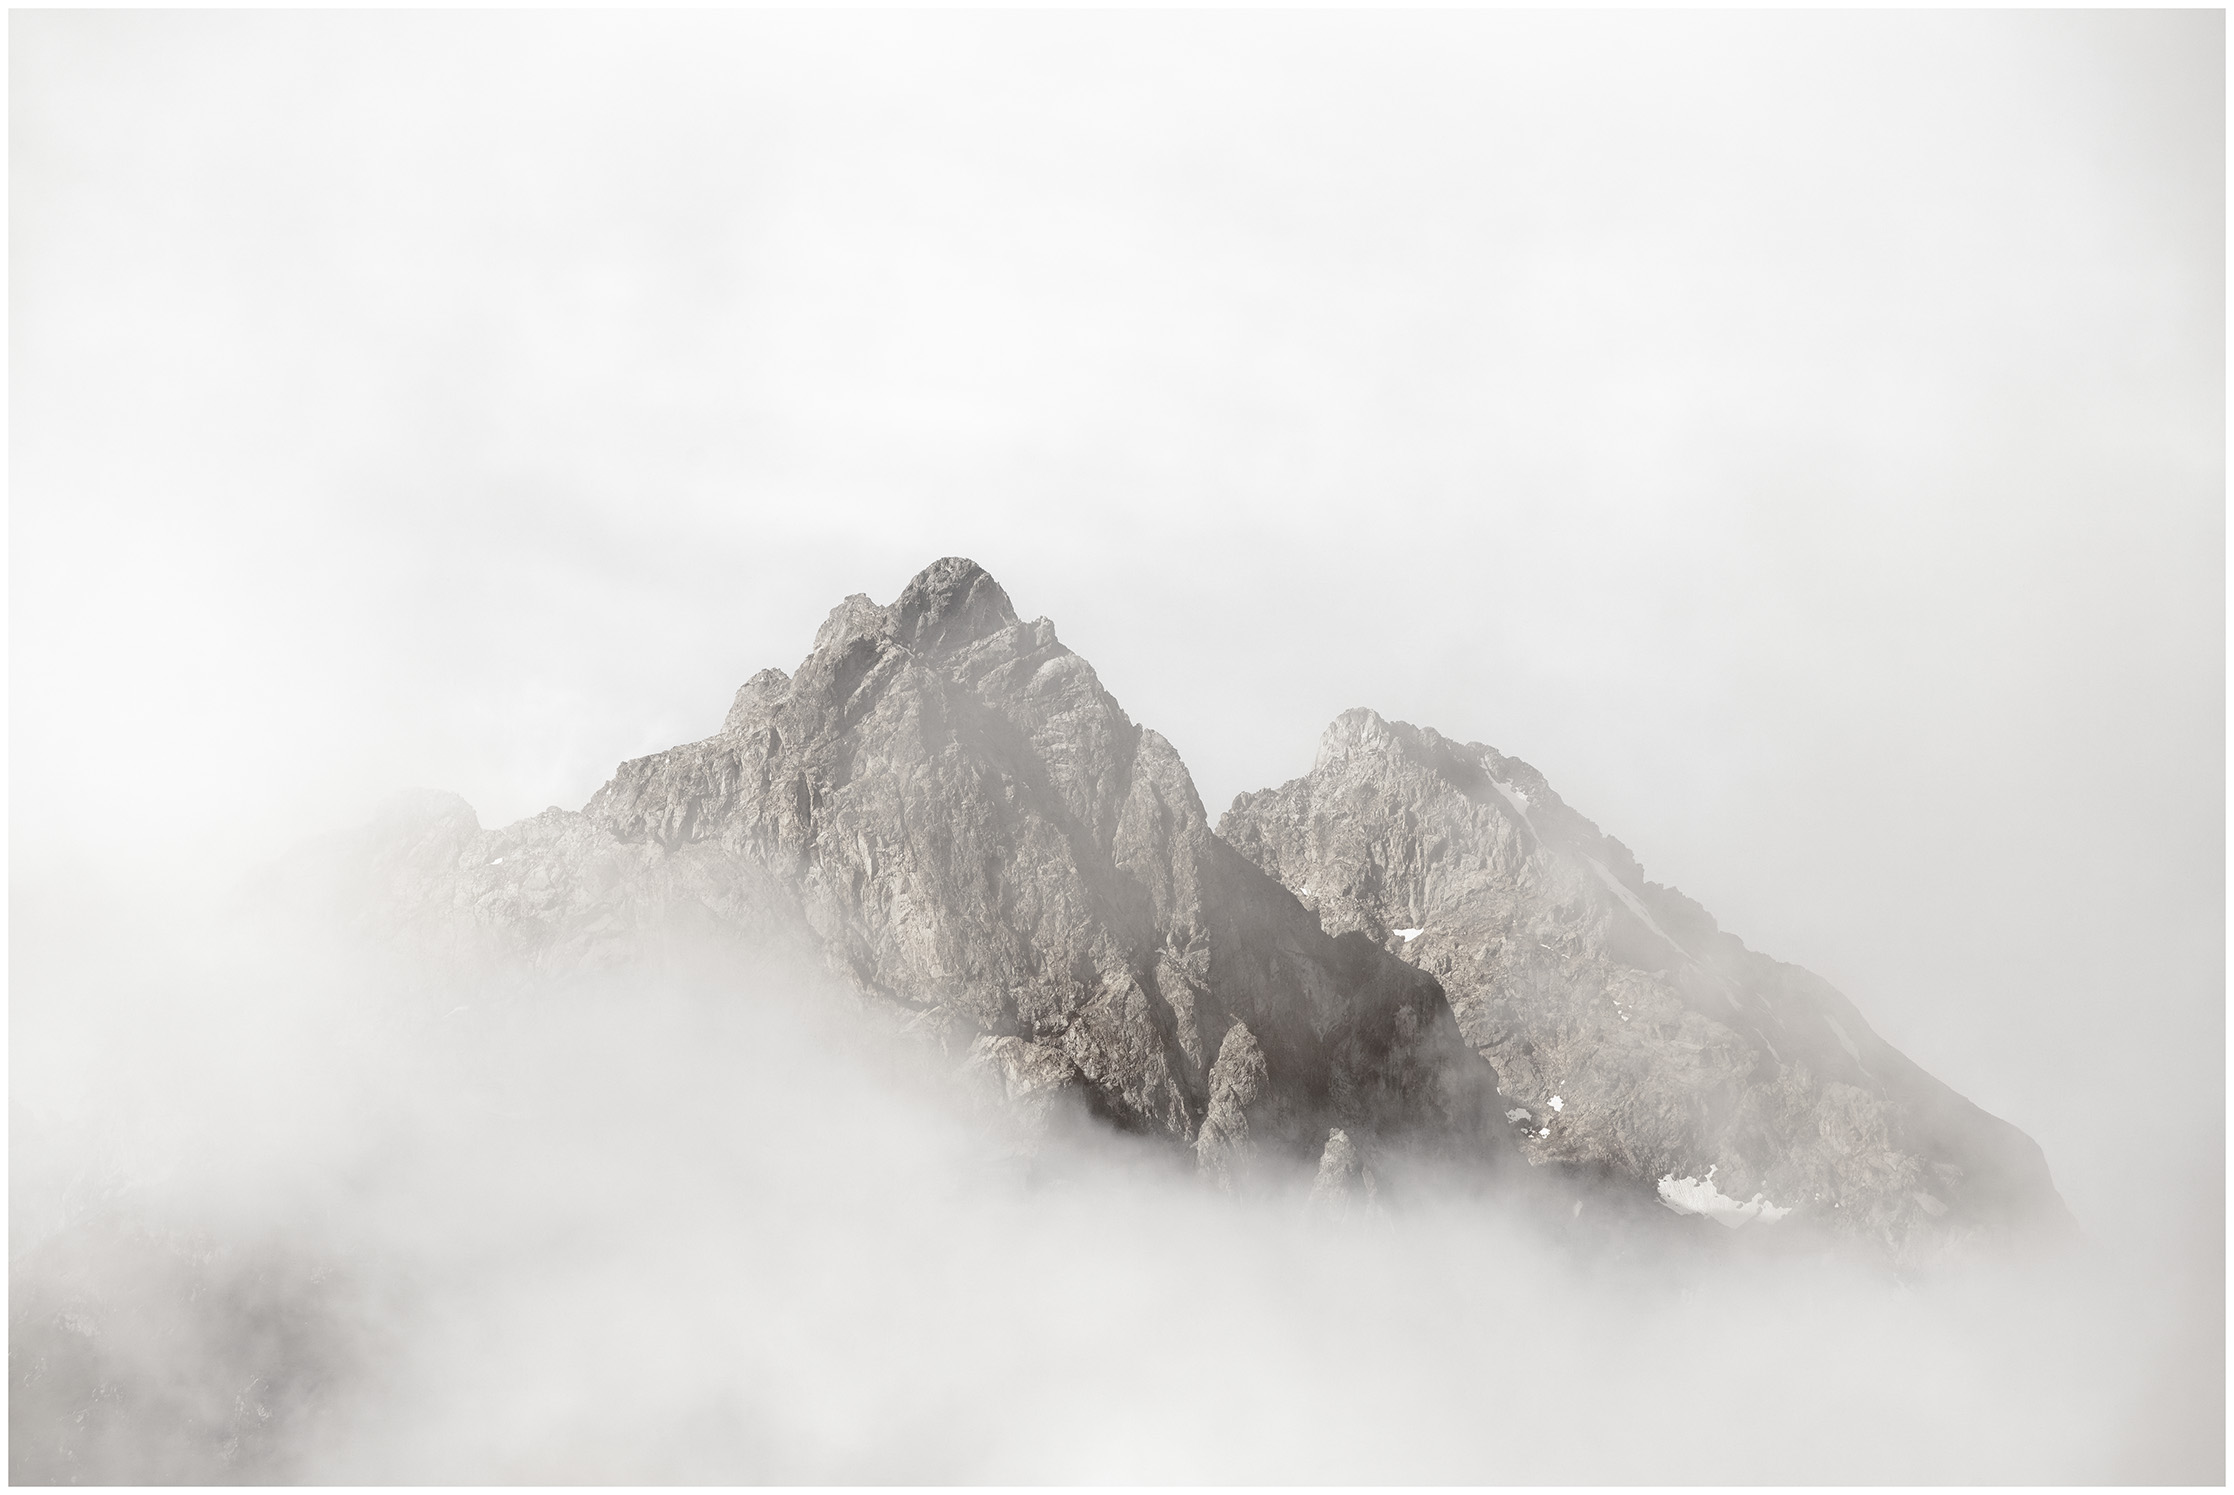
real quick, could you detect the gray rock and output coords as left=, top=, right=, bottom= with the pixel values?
left=1217, top=707, right=2075, bottom=1262
left=1307, top=1129, right=1380, bottom=1221
left=281, top=560, right=1513, bottom=1183
left=268, top=559, right=2069, bottom=1260
left=1195, top=1021, right=1282, bottom=1190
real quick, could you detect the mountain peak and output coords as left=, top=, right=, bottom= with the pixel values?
left=1223, top=711, right=2074, bottom=1261
left=314, top=561, right=2070, bottom=1267
left=891, top=556, right=1017, bottom=658
left=1316, top=707, right=1400, bottom=767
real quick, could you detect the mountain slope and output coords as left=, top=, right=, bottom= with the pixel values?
left=1217, top=708, right=2073, bottom=1261
left=287, top=559, right=1508, bottom=1182
left=279, top=557, right=2069, bottom=1260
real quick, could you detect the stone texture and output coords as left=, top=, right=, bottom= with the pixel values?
left=281, top=560, right=1511, bottom=1182
left=1307, top=1129, right=1380, bottom=1221
left=1217, top=707, right=2074, bottom=1263
left=272, top=559, right=2071, bottom=1260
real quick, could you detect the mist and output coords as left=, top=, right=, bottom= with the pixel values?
left=11, top=9, right=2222, bottom=1484
left=10, top=867, right=2212, bottom=1483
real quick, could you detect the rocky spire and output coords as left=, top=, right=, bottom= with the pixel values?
left=889, top=556, right=1018, bottom=659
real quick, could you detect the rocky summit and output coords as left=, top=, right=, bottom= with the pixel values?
left=294, top=557, right=2069, bottom=1260
left=1219, top=708, right=2074, bottom=1261
left=287, top=557, right=1507, bottom=1190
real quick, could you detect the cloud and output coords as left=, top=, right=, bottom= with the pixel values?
left=12, top=879, right=2219, bottom=1482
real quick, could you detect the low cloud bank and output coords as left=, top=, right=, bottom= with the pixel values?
left=10, top=873, right=2221, bottom=1483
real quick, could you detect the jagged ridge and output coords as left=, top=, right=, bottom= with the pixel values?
left=1218, top=707, right=2073, bottom=1260
left=291, top=559, right=1508, bottom=1186
left=284, top=558, right=2069, bottom=1259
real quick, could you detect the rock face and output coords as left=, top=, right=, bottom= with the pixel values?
left=281, top=557, right=2071, bottom=1259
left=287, top=559, right=1507, bottom=1182
left=1218, top=708, right=2073, bottom=1261
left=1307, top=1129, right=1380, bottom=1222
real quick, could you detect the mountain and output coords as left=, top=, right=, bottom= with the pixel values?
left=289, top=556, right=2069, bottom=1258
left=287, top=557, right=1508, bottom=1189
left=1219, top=708, right=2074, bottom=1260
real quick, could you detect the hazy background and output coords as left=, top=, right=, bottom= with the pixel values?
left=13, top=2, right=2221, bottom=1405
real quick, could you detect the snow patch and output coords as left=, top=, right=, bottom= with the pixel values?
left=1393, top=928, right=1423, bottom=942
left=1488, top=778, right=1535, bottom=823
left=1585, top=857, right=1684, bottom=954
left=1656, top=1165, right=1792, bottom=1229
left=489, top=857, right=505, bottom=866
left=1548, top=1095, right=1564, bottom=1112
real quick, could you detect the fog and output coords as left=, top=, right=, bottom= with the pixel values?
left=9, top=878, right=2212, bottom=1482
left=11, top=9, right=2223, bottom=1484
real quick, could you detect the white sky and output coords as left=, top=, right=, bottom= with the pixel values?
left=12, top=10, right=2222, bottom=1257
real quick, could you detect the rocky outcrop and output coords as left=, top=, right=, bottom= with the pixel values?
left=1217, top=708, right=2074, bottom=1262
left=1307, top=1129, right=1380, bottom=1221
left=282, top=559, right=1510, bottom=1182
left=273, top=558, right=2071, bottom=1259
